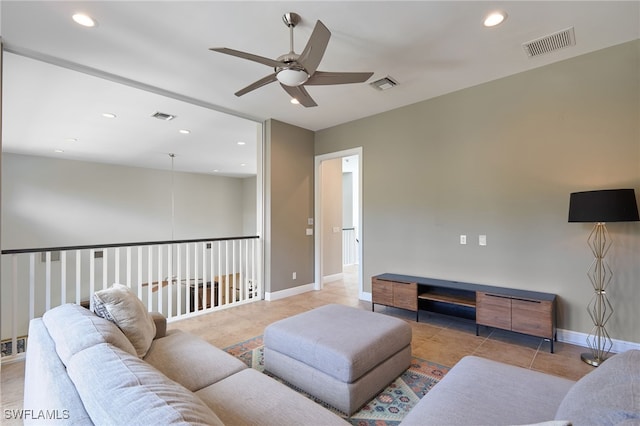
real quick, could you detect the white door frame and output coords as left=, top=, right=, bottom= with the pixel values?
left=314, top=147, right=364, bottom=298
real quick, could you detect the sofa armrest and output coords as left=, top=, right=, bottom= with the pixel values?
left=150, top=312, right=167, bottom=339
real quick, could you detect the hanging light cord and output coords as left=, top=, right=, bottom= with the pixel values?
left=169, top=153, right=176, bottom=241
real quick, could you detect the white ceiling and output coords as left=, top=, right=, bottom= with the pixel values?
left=1, top=1, right=639, bottom=174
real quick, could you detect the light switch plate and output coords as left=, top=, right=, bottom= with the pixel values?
left=306, top=228, right=313, bottom=236
left=479, top=235, right=487, bottom=246
left=460, top=235, right=467, bottom=245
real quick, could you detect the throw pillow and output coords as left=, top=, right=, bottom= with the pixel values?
left=555, top=349, right=640, bottom=424
left=92, top=284, right=156, bottom=358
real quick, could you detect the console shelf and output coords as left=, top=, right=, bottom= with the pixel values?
left=418, top=291, right=476, bottom=308
left=372, top=273, right=557, bottom=353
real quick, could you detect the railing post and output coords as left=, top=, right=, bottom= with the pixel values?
left=61, top=251, right=67, bottom=305
left=29, top=254, right=35, bottom=320
left=45, top=252, right=51, bottom=311
left=89, top=249, right=96, bottom=311
left=75, top=250, right=81, bottom=305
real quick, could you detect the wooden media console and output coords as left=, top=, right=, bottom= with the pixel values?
left=372, top=273, right=557, bottom=353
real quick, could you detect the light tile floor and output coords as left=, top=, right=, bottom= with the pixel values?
left=1, top=267, right=595, bottom=424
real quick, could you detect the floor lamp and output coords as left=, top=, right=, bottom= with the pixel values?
left=568, top=188, right=639, bottom=367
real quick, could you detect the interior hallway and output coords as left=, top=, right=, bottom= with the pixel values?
left=1, top=265, right=595, bottom=425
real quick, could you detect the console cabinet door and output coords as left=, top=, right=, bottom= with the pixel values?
left=476, top=292, right=511, bottom=330
left=394, top=282, right=418, bottom=311
left=372, top=278, right=393, bottom=306
left=512, top=298, right=553, bottom=339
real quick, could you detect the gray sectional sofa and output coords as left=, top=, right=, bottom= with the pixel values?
left=401, top=350, right=640, bottom=425
left=24, top=288, right=640, bottom=425
left=23, top=302, right=348, bottom=425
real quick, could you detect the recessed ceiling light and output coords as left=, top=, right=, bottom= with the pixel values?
left=102, top=113, right=116, bottom=119
left=65, top=138, right=78, bottom=143
left=72, top=13, right=97, bottom=28
left=483, top=11, right=507, bottom=27
left=237, top=141, right=246, bottom=146
left=54, top=149, right=65, bottom=153
left=240, top=163, right=246, bottom=167
left=290, top=98, right=300, bottom=105
left=213, top=169, right=220, bottom=173
left=179, top=129, right=191, bottom=134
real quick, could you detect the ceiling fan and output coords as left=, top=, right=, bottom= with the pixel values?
left=210, top=12, right=374, bottom=107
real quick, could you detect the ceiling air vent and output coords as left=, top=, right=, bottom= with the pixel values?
left=152, top=111, right=176, bottom=121
left=522, top=27, right=575, bottom=58
left=370, top=76, right=398, bottom=91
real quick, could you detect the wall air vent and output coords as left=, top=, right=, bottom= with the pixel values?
left=522, top=27, right=575, bottom=58
left=152, top=111, right=176, bottom=121
left=370, top=76, right=398, bottom=91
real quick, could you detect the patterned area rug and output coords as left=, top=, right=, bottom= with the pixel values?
left=224, top=336, right=450, bottom=426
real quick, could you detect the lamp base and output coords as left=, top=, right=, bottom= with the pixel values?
left=581, top=352, right=607, bottom=367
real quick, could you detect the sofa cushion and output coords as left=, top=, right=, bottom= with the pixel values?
left=144, top=329, right=247, bottom=391
left=42, top=303, right=137, bottom=365
left=555, top=349, right=640, bottom=425
left=400, top=356, right=575, bottom=426
left=196, top=368, right=348, bottom=425
left=67, top=343, right=223, bottom=426
left=23, top=318, right=93, bottom=425
left=92, top=283, right=156, bottom=357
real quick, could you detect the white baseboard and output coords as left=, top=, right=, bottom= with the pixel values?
left=323, top=273, right=343, bottom=283
left=556, top=328, right=640, bottom=353
left=266, top=283, right=315, bottom=301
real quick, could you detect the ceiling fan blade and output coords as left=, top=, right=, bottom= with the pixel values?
left=235, top=73, right=278, bottom=97
left=298, top=20, right=331, bottom=76
left=305, top=71, right=374, bottom=86
left=210, top=47, right=286, bottom=68
left=280, top=84, right=317, bottom=107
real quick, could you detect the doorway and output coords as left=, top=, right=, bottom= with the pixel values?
left=314, top=148, right=363, bottom=298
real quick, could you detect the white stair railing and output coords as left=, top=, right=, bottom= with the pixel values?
left=0, top=236, right=261, bottom=363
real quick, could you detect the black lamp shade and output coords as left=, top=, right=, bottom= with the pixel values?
left=568, top=189, right=640, bottom=223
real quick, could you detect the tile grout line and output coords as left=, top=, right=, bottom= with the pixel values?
left=529, top=339, right=543, bottom=369
left=471, top=329, right=493, bottom=356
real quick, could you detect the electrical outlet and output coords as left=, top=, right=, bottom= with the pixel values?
left=460, top=235, right=467, bottom=245
left=292, top=272, right=297, bottom=280
left=479, top=235, right=487, bottom=246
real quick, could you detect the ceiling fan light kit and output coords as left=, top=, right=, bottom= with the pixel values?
left=210, top=12, right=374, bottom=107
left=276, top=68, right=309, bottom=86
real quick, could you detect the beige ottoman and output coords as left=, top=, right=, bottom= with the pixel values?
left=263, top=304, right=412, bottom=415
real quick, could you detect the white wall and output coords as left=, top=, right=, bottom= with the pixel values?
left=1, top=153, right=256, bottom=250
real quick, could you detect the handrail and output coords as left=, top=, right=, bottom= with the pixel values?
left=1, top=235, right=260, bottom=255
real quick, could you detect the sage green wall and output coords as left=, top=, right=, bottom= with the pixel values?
left=315, top=41, right=640, bottom=342
left=266, top=119, right=315, bottom=293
